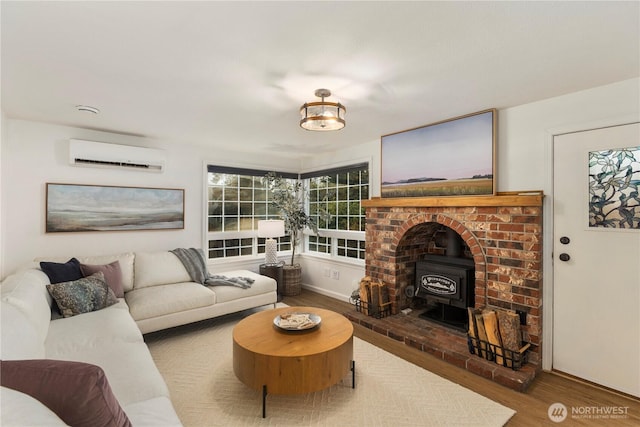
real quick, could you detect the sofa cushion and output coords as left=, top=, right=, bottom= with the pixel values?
left=122, top=396, right=182, bottom=427
left=125, top=282, right=216, bottom=321
left=45, top=300, right=142, bottom=352
left=134, top=251, right=191, bottom=289
left=0, top=386, right=68, bottom=427
left=80, top=261, right=124, bottom=298
left=44, top=298, right=170, bottom=405
left=1, top=270, right=52, bottom=341
left=44, top=340, right=171, bottom=406
left=39, top=258, right=83, bottom=284
left=0, top=302, right=45, bottom=360
left=77, top=253, right=135, bottom=293
left=47, top=272, right=118, bottom=318
left=208, top=270, right=276, bottom=303
left=0, top=359, right=131, bottom=427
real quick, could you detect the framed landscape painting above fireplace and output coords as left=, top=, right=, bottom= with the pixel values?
left=381, top=109, right=496, bottom=198
left=46, top=183, right=184, bottom=232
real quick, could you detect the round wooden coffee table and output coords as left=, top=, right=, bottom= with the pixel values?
left=232, top=306, right=354, bottom=417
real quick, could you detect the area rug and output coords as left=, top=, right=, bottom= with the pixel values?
left=146, top=306, right=515, bottom=426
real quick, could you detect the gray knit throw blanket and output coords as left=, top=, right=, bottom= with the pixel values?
left=170, top=248, right=254, bottom=289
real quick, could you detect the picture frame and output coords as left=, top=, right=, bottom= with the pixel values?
left=381, top=109, right=497, bottom=198
left=46, top=183, right=184, bottom=232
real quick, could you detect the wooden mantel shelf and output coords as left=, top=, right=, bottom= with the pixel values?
left=362, top=191, right=544, bottom=208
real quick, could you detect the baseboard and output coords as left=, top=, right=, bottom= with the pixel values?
left=301, top=283, right=351, bottom=303
left=550, top=370, right=640, bottom=402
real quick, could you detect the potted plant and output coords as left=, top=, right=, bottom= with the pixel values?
left=263, top=172, right=320, bottom=295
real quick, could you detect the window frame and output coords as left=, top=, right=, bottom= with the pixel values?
left=204, top=162, right=369, bottom=264
left=301, top=162, right=369, bottom=263
left=204, top=165, right=296, bottom=262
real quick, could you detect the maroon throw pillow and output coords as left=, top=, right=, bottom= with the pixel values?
left=0, top=359, right=132, bottom=427
left=80, top=261, right=125, bottom=298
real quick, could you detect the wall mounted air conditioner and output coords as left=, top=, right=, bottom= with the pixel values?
left=69, top=139, right=165, bottom=173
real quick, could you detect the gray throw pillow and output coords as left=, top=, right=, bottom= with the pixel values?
left=46, top=271, right=118, bottom=318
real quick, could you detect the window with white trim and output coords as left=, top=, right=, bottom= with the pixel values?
left=303, top=163, right=368, bottom=260
left=206, top=166, right=295, bottom=260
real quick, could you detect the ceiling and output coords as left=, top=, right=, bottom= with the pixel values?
left=2, top=1, right=638, bottom=159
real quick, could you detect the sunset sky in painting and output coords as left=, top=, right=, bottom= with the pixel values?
left=381, top=111, right=494, bottom=184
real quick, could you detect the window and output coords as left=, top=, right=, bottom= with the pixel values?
left=206, top=166, right=296, bottom=260
left=303, top=163, right=368, bottom=260
left=337, top=238, right=366, bottom=260
left=205, top=163, right=368, bottom=262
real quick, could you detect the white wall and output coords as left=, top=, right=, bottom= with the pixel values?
left=498, top=77, right=640, bottom=192
left=0, top=119, right=296, bottom=277
left=0, top=112, right=6, bottom=277
left=299, top=77, right=640, bottom=301
left=2, top=77, right=638, bottom=294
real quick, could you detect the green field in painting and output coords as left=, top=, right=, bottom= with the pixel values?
left=381, top=178, right=493, bottom=198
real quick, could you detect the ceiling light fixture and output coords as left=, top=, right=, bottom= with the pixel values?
left=76, top=105, right=100, bottom=114
left=299, top=89, right=346, bottom=131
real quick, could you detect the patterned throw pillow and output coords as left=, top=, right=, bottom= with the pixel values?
left=46, top=272, right=118, bottom=318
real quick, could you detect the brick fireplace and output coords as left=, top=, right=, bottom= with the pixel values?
left=349, top=192, right=544, bottom=390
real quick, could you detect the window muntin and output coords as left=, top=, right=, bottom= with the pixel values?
left=337, top=238, right=366, bottom=260
left=308, top=235, right=331, bottom=254
left=305, top=164, right=368, bottom=260
left=206, top=164, right=368, bottom=261
left=206, top=169, right=295, bottom=260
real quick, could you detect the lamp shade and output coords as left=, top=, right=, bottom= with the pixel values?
left=257, top=220, right=285, bottom=238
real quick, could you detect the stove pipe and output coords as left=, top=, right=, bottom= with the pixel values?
left=445, top=227, right=464, bottom=257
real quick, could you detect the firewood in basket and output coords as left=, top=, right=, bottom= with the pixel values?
left=379, top=283, right=390, bottom=305
left=369, top=282, right=380, bottom=316
left=483, top=310, right=505, bottom=366
left=496, top=309, right=522, bottom=368
left=467, top=308, right=480, bottom=355
left=474, top=312, right=489, bottom=358
left=359, top=277, right=371, bottom=315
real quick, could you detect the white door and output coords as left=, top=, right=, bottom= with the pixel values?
left=553, top=123, right=640, bottom=397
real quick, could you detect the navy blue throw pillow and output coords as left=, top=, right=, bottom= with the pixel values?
left=40, top=258, right=83, bottom=284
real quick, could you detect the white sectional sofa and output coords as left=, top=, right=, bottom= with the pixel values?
left=0, top=250, right=277, bottom=426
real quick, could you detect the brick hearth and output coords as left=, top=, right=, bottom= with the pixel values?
left=345, top=309, right=537, bottom=391
left=359, top=192, right=544, bottom=391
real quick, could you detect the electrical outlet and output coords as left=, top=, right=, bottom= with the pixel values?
left=323, top=268, right=331, bottom=278
left=331, top=270, right=340, bottom=280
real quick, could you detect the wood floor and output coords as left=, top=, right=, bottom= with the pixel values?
left=283, top=290, right=640, bottom=426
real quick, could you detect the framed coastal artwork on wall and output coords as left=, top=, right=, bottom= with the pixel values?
left=46, top=183, right=184, bottom=232
left=381, top=109, right=497, bottom=198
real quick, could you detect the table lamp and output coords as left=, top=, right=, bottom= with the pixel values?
left=257, top=220, right=285, bottom=265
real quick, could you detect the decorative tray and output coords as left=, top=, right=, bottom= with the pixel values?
left=273, top=312, right=321, bottom=331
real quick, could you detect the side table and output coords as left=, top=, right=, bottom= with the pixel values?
left=259, top=263, right=283, bottom=301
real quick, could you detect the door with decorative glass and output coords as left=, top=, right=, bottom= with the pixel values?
left=553, top=122, right=640, bottom=397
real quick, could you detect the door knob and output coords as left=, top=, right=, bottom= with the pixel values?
left=559, top=253, right=571, bottom=262
left=560, top=236, right=570, bottom=245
